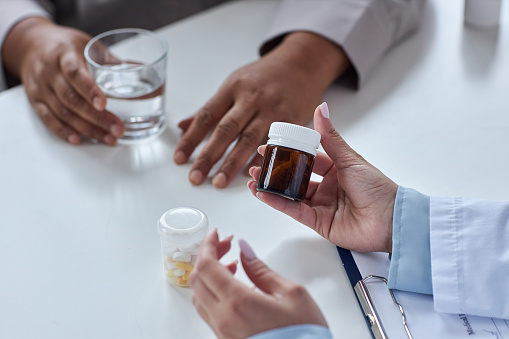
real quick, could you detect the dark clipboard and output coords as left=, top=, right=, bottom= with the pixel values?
left=336, top=247, right=413, bottom=339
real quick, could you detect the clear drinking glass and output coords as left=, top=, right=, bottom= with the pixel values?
left=85, top=28, right=168, bottom=141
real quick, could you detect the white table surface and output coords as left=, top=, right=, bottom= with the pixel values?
left=0, top=1, right=508, bottom=338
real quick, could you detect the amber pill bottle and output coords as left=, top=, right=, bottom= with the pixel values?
left=257, top=122, right=321, bottom=201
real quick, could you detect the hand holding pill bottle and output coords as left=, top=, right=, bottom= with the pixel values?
left=248, top=103, right=398, bottom=254
left=157, top=207, right=208, bottom=287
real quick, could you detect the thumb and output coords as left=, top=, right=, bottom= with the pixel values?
left=239, top=239, right=289, bottom=295
left=314, top=102, right=364, bottom=169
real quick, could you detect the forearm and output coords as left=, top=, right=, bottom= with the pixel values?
left=264, top=31, right=350, bottom=93
left=2, top=17, right=54, bottom=77
left=262, top=0, right=427, bottom=87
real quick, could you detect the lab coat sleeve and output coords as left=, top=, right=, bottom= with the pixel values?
left=260, top=0, right=427, bottom=87
left=248, top=324, right=333, bottom=339
left=0, top=0, right=52, bottom=91
left=430, top=196, right=509, bottom=319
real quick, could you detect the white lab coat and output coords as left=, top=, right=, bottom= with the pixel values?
left=431, top=196, right=509, bottom=319
left=1, top=0, right=426, bottom=91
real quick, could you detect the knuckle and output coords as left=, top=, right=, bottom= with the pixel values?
left=196, top=152, right=215, bottom=170
left=239, top=129, right=261, bottom=148
left=58, top=107, right=74, bottom=122
left=89, top=127, right=106, bottom=140
left=62, top=88, right=82, bottom=109
left=219, top=158, right=238, bottom=175
left=243, top=88, right=262, bottom=106
left=62, top=60, right=80, bottom=81
left=177, top=139, right=196, bottom=154
left=216, top=319, right=234, bottom=338
left=34, top=104, right=51, bottom=124
left=229, top=71, right=252, bottom=88
left=287, top=284, right=308, bottom=299
left=90, top=111, right=108, bottom=127
left=228, top=292, right=249, bottom=316
left=55, top=126, right=71, bottom=139
left=249, top=262, right=268, bottom=279
left=215, top=119, right=241, bottom=141
left=33, top=64, right=44, bottom=78
left=196, top=108, right=216, bottom=128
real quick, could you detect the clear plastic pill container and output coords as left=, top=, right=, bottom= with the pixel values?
left=157, top=207, right=209, bottom=287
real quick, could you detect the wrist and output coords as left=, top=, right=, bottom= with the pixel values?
left=386, top=182, right=399, bottom=253
left=266, top=32, right=350, bottom=89
left=2, top=17, right=54, bottom=76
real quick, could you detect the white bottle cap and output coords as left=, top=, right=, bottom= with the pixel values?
left=267, top=122, right=321, bottom=156
left=464, top=0, right=502, bottom=29
left=157, top=207, right=209, bottom=244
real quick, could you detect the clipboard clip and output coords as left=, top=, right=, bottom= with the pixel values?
left=354, top=275, right=413, bottom=339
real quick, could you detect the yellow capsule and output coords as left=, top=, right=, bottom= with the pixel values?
left=175, top=262, right=193, bottom=271
left=177, top=277, right=189, bottom=287
left=182, top=270, right=191, bottom=281
left=166, top=256, right=175, bottom=263
left=167, top=270, right=176, bottom=278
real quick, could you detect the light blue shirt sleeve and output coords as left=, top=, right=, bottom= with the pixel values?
left=387, top=186, right=433, bottom=294
left=248, top=325, right=333, bottom=339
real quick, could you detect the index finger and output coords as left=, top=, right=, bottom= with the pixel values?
left=193, top=230, right=240, bottom=298
left=60, top=50, right=106, bottom=111
left=174, top=89, right=233, bottom=165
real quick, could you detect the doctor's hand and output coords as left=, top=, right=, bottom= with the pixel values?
left=190, top=229, right=328, bottom=339
left=174, top=32, right=350, bottom=189
left=2, top=17, right=124, bottom=145
left=248, top=103, right=398, bottom=253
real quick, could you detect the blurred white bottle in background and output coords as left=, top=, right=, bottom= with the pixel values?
left=464, top=0, right=502, bottom=29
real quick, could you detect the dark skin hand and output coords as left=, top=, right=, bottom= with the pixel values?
left=174, top=32, right=350, bottom=188
left=2, top=17, right=125, bottom=145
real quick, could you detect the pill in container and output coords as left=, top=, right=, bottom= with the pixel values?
left=157, top=207, right=208, bottom=287
left=257, top=122, right=321, bottom=201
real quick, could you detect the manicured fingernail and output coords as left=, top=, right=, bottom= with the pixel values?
left=93, top=97, right=104, bottom=111
left=212, top=172, right=227, bottom=188
left=174, top=150, right=187, bottom=164
left=223, top=234, right=234, bottom=242
left=257, top=145, right=264, bottom=154
left=320, top=102, right=329, bottom=119
left=247, top=180, right=257, bottom=192
left=110, top=124, right=123, bottom=138
left=104, top=134, right=116, bottom=146
left=189, top=169, right=204, bottom=185
left=68, top=134, right=80, bottom=145
left=239, top=239, right=257, bottom=261
left=255, top=192, right=262, bottom=199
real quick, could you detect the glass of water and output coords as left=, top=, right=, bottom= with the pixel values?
left=85, top=28, right=168, bottom=141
